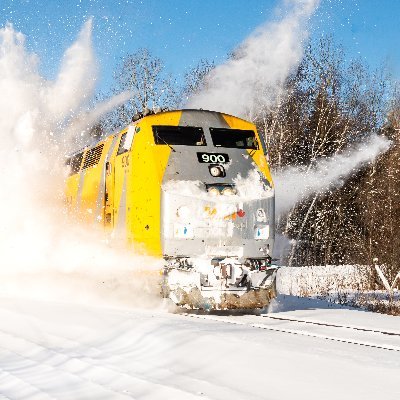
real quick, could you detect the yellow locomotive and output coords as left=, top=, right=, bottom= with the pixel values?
left=65, top=109, right=277, bottom=309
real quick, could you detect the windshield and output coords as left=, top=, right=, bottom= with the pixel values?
left=153, top=126, right=206, bottom=146
left=210, top=128, right=258, bottom=149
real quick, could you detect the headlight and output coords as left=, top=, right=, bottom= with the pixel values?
left=221, top=187, right=236, bottom=196
left=208, top=187, right=220, bottom=196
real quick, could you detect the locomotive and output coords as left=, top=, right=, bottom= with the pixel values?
left=65, top=109, right=277, bottom=309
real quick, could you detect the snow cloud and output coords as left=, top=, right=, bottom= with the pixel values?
left=274, top=134, right=391, bottom=216
left=187, top=0, right=319, bottom=118
left=0, top=21, right=160, bottom=307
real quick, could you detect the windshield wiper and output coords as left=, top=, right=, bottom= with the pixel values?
left=157, top=134, right=176, bottom=152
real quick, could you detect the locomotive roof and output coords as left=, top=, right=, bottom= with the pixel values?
left=67, top=109, right=253, bottom=157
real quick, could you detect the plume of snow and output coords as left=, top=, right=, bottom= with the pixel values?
left=0, top=21, right=160, bottom=307
left=274, top=134, right=391, bottom=216
left=46, top=19, right=97, bottom=121
left=65, top=90, right=132, bottom=147
left=187, top=0, right=319, bottom=118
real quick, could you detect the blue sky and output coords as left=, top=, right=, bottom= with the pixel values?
left=2, top=0, right=400, bottom=93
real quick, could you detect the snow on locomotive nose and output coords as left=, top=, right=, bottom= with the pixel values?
left=65, top=109, right=277, bottom=310
left=161, top=169, right=276, bottom=309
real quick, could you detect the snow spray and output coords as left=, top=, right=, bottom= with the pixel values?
left=0, top=21, right=162, bottom=308
left=270, top=135, right=391, bottom=263
left=273, top=134, right=391, bottom=216
left=187, top=0, right=319, bottom=119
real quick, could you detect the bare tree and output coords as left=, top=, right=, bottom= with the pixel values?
left=357, top=100, right=400, bottom=281
left=181, top=59, right=215, bottom=106
left=106, top=48, right=179, bottom=130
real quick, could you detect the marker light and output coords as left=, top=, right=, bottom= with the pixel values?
left=256, top=208, right=267, bottom=222
left=237, top=209, right=246, bottom=218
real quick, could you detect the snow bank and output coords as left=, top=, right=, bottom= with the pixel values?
left=277, top=265, right=400, bottom=314
left=277, top=265, right=374, bottom=296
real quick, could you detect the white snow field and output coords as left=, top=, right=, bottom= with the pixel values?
left=0, top=293, right=399, bottom=400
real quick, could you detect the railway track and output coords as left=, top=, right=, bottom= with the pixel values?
left=181, top=312, right=400, bottom=352
left=260, top=314, right=400, bottom=336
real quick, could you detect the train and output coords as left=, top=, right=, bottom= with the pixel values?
left=65, top=109, right=277, bottom=310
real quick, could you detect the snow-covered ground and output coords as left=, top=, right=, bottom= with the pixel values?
left=0, top=292, right=399, bottom=400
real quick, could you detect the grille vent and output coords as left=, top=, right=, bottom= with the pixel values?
left=83, top=144, right=104, bottom=169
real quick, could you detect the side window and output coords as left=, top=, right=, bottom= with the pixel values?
left=66, top=152, right=84, bottom=175
left=117, top=127, right=135, bottom=155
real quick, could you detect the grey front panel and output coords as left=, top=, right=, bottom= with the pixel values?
left=160, top=110, right=275, bottom=260
left=162, top=110, right=255, bottom=182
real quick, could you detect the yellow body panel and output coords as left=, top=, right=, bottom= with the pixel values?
left=79, top=138, right=113, bottom=223
left=126, top=112, right=181, bottom=255
left=65, top=174, right=80, bottom=211
left=112, top=129, right=128, bottom=231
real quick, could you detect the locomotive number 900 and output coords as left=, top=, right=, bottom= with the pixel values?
left=197, top=152, right=229, bottom=164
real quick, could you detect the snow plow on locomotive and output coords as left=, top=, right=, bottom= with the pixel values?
left=65, top=109, right=277, bottom=310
